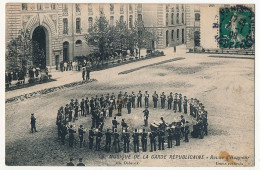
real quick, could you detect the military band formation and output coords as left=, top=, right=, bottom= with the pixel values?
left=55, top=90, right=208, bottom=155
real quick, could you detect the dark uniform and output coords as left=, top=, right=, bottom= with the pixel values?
left=74, top=104, right=79, bottom=121
left=149, top=131, right=157, bottom=152
left=131, top=92, right=136, bottom=108
left=88, top=128, right=95, bottom=149
left=122, top=130, right=130, bottom=153
left=167, top=93, right=173, bottom=110
left=105, top=129, right=112, bottom=152
left=67, top=158, right=74, bottom=166
left=137, top=91, right=142, bottom=107
left=143, top=108, right=149, bottom=127
left=132, top=129, right=140, bottom=153
left=96, top=129, right=103, bottom=151
left=80, top=99, right=85, bottom=116
left=127, top=98, right=131, bottom=114
left=158, top=130, right=165, bottom=150
left=197, top=118, right=204, bottom=139
left=30, top=113, right=37, bottom=133
left=77, top=158, right=85, bottom=166
left=183, top=96, right=188, bottom=114
left=68, top=125, right=76, bottom=147
left=90, top=97, right=95, bottom=113
left=184, top=122, right=190, bottom=142
left=152, top=92, right=158, bottom=108
left=173, top=93, right=178, bottom=113
left=190, top=98, right=194, bottom=116
left=141, top=129, right=148, bottom=152
left=78, top=125, right=85, bottom=148
left=85, top=97, right=89, bottom=115
left=113, top=129, right=120, bottom=153
left=175, top=123, right=181, bottom=146
left=112, top=117, right=119, bottom=132
left=178, top=94, right=182, bottom=112
left=167, top=128, right=173, bottom=148
left=109, top=104, right=114, bottom=117
left=61, top=124, right=68, bottom=145
left=144, top=91, right=149, bottom=107
left=160, top=92, right=166, bottom=109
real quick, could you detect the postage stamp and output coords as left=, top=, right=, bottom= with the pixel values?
left=4, top=3, right=255, bottom=167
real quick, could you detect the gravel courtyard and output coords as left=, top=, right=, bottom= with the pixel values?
left=5, top=50, right=254, bottom=166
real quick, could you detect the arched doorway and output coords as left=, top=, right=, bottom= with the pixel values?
left=63, top=41, right=69, bottom=62
left=32, top=26, right=47, bottom=69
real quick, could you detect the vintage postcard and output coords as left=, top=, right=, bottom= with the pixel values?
left=5, top=3, right=255, bottom=167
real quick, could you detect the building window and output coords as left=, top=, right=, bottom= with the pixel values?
left=176, top=4, right=179, bottom=11
left=120, top=15, right=124, bottom=23
left=76, top=4, right=80, bottom=12
left=177, top=29, right=179, bottom=40
left=110, top=4, right=114, bottom=14
left=88, top=17, right=93, bottom=30
left=171, top=13, right=174, bottom=25
left=138, top=14, right=142, bottom=21
left=182, top=13, right=184, bottom=24
left=166, top=5, right=169, bottom=12
left=120, top=4, right=124, bottom=14
left=63, top=18, right=68, bottom=34
left=171, top=30, right=174, bottom=40
left=110, top=16, right=114, bottom=26
left=22, top=3, right=27, bottom=10
left=37, top=4, right=43, bottom=10
left=166, top=13, right=168, bottom=26
left=129, top=4, right=133, bottom=13
left=129, top=15, right=133, bottom=28
left=195, top=13, right=200, bottom=21
left=76, top=18, right=81, bottom=33
left=176, top=13, right=179, bottom=24
left=51, top=3, right=56, bottom=10
left=76, top=40, right=82, bottom=46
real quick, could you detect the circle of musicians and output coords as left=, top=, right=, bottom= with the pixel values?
left=56, top=91, right=208, bottom=153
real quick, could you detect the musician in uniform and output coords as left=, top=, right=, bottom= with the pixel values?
left=30, top=113, right=37, bottom=133
left=90, top=97, right=95, bottom=113
left=77, top=158, right=85, bottom=166
left=149, top=130, right=157, bottom=152
left=109, top=103, right=114, bottom=117
left=78, top=125, right=86, bottom=148
left=85, top=97, right=89, bottom=115
left=173, top=93, right=178, bottom=113
left=96, top=128, right=103, bottom=151
left=143, top=107, right=149, bottom=127
left=127, top=97, right=131, bottom=114
left=184, top=121, right=190, bottom=142
left=88, top=127, right=95, bottom=149
left=178, top=94, right=182, bottom=112
left=190, top=98, right=194, bottom=116
left=68, top=125, right=76, bottom=147
left=141, top=129, right=148, bottom=152
left=158, top=129, right=165, bottom=150
left=112, top=117, right=119, bottom=132
left=105, top=129, right=112, bottom=152
left=113, top=129, right=120, bottom=153
left=137, top=90, right=142, bottom=107
left=67, top=158, right=74, bottom=166
left=61, top=123, right=68, bottom=145
left=167, top=92, right=173, bottom=110
left=131, top=92, right=136, bottom=108
left=160, top=92, right=166, bottom=109
left=167, top=128, right=173, bottom=148
left=122, top=128, right=130, bottom=153
left=144, top=91, right=149, bottom=107
left=74, top=103, right=79, bottom=121
left=183, top=96, right=188, bottom=114
left=132, top=129, right=140, bottom=153
left=152, top=91, right=159, bottom=108
left=198, top=118, right=204, bottom=139
left=180, top=115, right=186, bottom=137
left=175, top=122, right=181, bottom=146
left=80, top=99, right=85, bottom=116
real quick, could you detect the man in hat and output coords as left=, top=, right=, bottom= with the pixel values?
left=68, top=125, right=76, bottom=147
left=137, top=90, right=142, bottom=107
left=80, top=99, right=85, bottom=116
left=158, top=129, right=165, bottom=150
left=85, top=97, right=89, bottom=115
left=112, top=117, right=119, bottom=132
left=86, top=67, right=91, bottom=80
left=131, top=91, right=136, bottom=108
left=77, top=158, right=85, bottom=166
left=30, top=113, right=37, bottom=133
left=184, top=121, right=190, bottom=142
left=152, top=91, right=159, bottom=108
left=96, top=128, right=103, bottom=151
left=149, top=130, right=157, bottom=152
left=173, top=93, right=178, bottom=113
left=183, top=96, right=188, bottom=114
left=167, top=92, right=173, bottom=110
left=113, top=129, right=120, bottom=153
left=132, top=129, right=140, bottom=153
left=190, top=98, right=194, bottom=116
left=90, top=97, right=95, bottom=113
left=160, top=92, right=166, bottom=109
left=167, top=128, right=173, bottom=148
left=88, top=127, right=95, bottom=149
left=197, top=118, right=204, bottom=139
left=127, top=97, right=132, bottom=114
left=178, top=94, right=182, bottom=112
left=82, top=66, right=86, bottom=80
left=105, top=129, right=112, bottom=152
left=144, top=91, right=149, bottom=107
left=108, top=102, right=114, bottom=117
left=175, top=122, right=181, bottom=146
left=78, top=125, right=86, bottom=148
left=67, top=158, right=74, bottom=166
left=122, top=128, right=130, bottom=153
left=141, top=129, right=148, bottom=152
left=143, top=107, right=149, bottom=127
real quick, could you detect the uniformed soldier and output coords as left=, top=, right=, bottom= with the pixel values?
left=143, top=107, right=149, bottom=127
left=30, top=113, right=37, bottom=133
left=121, top=119, right=128, bottom=132
left=85, top=97, right=89, bottom=115
left=90, top=97, right=95, bottom=113
left=152, top=91, right=159, bottom=108
left=160, top=92, right=166, bottom=109
left=158, top=129, right=165, bottom=150
left=183, top=96, right=188, bottom=114
left=67, top=158, right=74, bottom=166
left=80, top=99, right=85, bottom=116
left=167, top=92, right=173, bottom=110
left=88, top=127, right=95, bottom=149
left=118, top=98, right=123, bottom=116
left=109, top=103, right=114, bottom=117
left=69, top=107, right=73, bottom=122
left=105, top=129, right=112, bottom=152
left=127, top=97, right=131, bottom=114
left=112, top=117, right=119, bottom=132
left=184, top=121, right=190, bottom=142
left=56, top=113, right=62, bottom=138
left=131, top=92, right=136, bottom=108
left=180, top=115, right=186, bottom=137
left=175, top=122, right=181, bottom=146
left=149, top=130, right=157, bottom=152
left=167, top=128, right=173, bottom=148
left=178, top=94, right=182, bottom=112
left=122, top=128, right=130, bottom=153
left=144, top=91, right=149, bottom=107
left=113, top=129, right=120, bottom=153
left=141, top=129, right=148, bottom=152
left=74, top=103, right=79, bottom=121
left=77, top=158, right=85, bottom=166
left=78, top=125, right=86, bottom=148
left=61, top=123, right=68, bottom=145
left=68, top=125, right=76, bottom=147
left=75, top=99, right=79, bottom=107
left=94, top=95, right=99, bottom=108
left=70, top=99, right=74, bottom=109
left=173, top=93, right=178, bottom=113
left=118, top=91, right=122, bottom=99
left=96, top=128, right=103, bottom=151
left=132, top=129, right=140, bottom=153
left=137, top=90, right=142, bottom=107
left=197, top=118, right=204, bottom=139
left=100, top=94, right=104, bottom=108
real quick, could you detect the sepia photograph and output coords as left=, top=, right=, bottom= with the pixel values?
left=4, top=2, right=255, bottom=167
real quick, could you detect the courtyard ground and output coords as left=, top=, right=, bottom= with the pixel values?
left=5, top=46, right=254, bottom=166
